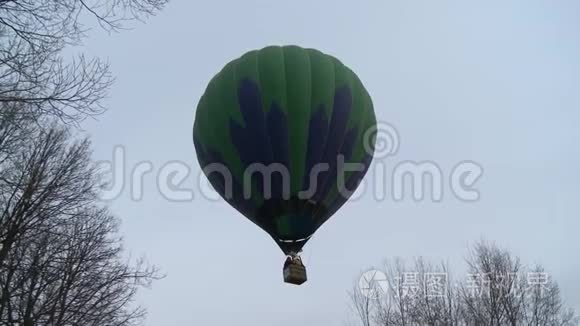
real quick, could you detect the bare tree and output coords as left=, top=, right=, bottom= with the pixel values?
left=0, top=0, right=168, bottom=123
left=365, top=257, right=458, bottom=326
left=1, top=206, right=159, bottom=325
left=0, top=120, right=160, bottom=325
left=458, top=241, right=578, bottom=326
left=0, top=1, right=168, bottom=324
left=459, top=240, right=526, bottom=325
left=349, top=241, right=579, bottom=326
left=0, top=120, right=98, bottom=266
left=349, top=282, right=374, bottom=326
left=381, top=258, right=412, bottom=326
left=522, top=265, right=578, bottom=326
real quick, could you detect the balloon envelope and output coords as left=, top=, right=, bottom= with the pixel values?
left=193, top=45, right=376, bottom=255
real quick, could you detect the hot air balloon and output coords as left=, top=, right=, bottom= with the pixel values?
left=193, top=45, right=376, bottom=285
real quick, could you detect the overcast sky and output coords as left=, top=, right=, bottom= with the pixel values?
left=81, top=1, right=579, bottom=325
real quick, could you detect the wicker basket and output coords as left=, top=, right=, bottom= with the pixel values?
left=283, top=260, right=307, bottom=285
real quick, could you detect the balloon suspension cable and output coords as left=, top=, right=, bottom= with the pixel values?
left=287, top=251, right=304, bottom=265
left=288, top=250, right=300, bottom=259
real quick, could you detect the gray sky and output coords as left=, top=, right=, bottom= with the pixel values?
left=81, top=1, right=580, bottom=325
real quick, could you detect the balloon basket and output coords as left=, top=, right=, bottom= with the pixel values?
left=283, top=256, right=307, bottom=285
